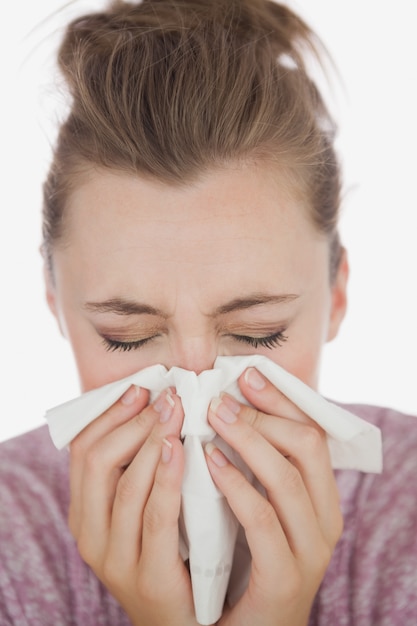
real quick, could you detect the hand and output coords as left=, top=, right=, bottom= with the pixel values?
left=68, top=385, right=200, bottom=626
left=206, top=368, right=343, bottom=626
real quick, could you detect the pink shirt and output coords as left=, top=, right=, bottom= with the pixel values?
left=1, top=404, right=416, bottom=625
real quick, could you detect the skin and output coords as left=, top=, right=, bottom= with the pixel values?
left=45, top=162, right=348, bottom=626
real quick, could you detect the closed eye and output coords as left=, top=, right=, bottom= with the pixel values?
left=101, top=329, right=288, bottom=353
left=101, top=335, right=159, bottom=352
left=232, top=330, right=288, bottom=350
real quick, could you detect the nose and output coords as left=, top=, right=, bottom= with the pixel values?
left=164, top=335, right=219, bottom=374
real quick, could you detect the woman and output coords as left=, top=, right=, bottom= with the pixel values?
left=1, top=1, right=416, bottom=625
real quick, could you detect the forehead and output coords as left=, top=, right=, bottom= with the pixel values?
left=58, top=163, right=327, bottom=299
left=64, top=163, right=313, bottom=237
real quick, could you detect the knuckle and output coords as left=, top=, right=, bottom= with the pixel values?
left=219, top=462, right=248, bottom=497
left=281, top=461, right=304, bottom=495
left=148, top=427, right=163, bottom=447
left=152, top=466, right=170, bottom=494
left=102, top=555, right=122, bottom=590
left=83, top=444, right=106, bottom=476
left=76, top=530, right=97, bottom=567
left=141, top=418, right=165, bottom=447
left=238, top=422, right=260, bottom=451
left=115, top=470, right=138, bottom=505
left=244, top=407, right=266, bottom=432
left=133, top=406, right=154, bottom=431
left=142, top=500, right=165, bottom=536
left=248, top=498, right=277, bottom=532
left=311, top=538, right=334, bottom=580
left=69, top=434, right=88, bottom=460
left=321, top=541, right=333, bottom=571
left=296, top=424, right=325, bottom=455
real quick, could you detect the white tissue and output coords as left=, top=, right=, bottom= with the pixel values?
left=45, top=355, right=382, bottom=625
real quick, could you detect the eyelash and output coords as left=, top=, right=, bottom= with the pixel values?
left=102, top=336, right=155, bottom=352
left=232, top=330, right=288, bottom=350
left=102, top=330, right=288, bottom=353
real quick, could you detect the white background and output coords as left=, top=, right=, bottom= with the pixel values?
left=0, top=1, right=416, bottom=443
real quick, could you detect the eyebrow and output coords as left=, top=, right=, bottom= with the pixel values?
left=83, top=298, right=165, bottom=316
left=213, top=293, right=299, bottom=315
left=84, top=293, right=299, bottom=317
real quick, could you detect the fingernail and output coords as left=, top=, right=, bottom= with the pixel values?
left=121, top=385, right=140, bottom=405
left=244, top=367, right=266, bottom=391
left=154, top=390, right=175, bottom=423
left=209, top=397, right=238, bottom=424
left=161, top=438, right=172, bottom=464
left=205, top=442, right=228, bottom=467
left=220, top=393, right=241, bottom=414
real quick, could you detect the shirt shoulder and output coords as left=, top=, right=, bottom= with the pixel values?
left=311, top=404, right=417, bottom=626
left=0, top=426, right=130, bottom=626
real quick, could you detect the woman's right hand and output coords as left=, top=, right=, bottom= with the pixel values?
left=68, top=385, right=200, bottom=626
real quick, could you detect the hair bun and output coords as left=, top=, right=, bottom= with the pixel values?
left=59, top=0, right=319, bottom=78
left=43, top=0, right=341, bottom=276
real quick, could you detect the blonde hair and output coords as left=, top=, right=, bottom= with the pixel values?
left=43, top=0, right=342, bottom=277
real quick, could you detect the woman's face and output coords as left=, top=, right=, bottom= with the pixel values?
left=46, top=163, right=348, bottom=392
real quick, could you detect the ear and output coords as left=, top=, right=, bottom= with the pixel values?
left=326, top=248, right=349, bottom=343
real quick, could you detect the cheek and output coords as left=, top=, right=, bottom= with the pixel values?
left=270, top=345, right=321, bottom=389
left=75, top=348, right=156, bottom=392
left=287, top=296, right=332, bottom=388
left=67, top=337, right=111, bottom=392
left=72, top=335, right=169, bottom=392
left=265, top=311, right=329, bottom=389
left=61, top=322, right=136, bottom=392
left=288, top=353, right=321, bottom=388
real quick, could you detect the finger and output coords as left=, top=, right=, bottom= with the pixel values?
left=208, top=399, right=331, bottom=563
left=239, top=367, right=310, bottom=424
left=69, top=385, right=149, bottom=534
left=253, top=414, right=341, bottom=547
left=206, top=444, right=331, bottom=624
left=73, top=384, right=150, bottom=450
left=221, top=392, right=341, bottom=545
left=141, top=436, right=185, bottom=571
left=105, top=392, right=184, bottom=570
left=135, top=437, right=196, bottom=621
left=72, top=389, right=181, bottom=566
left=204, top=442, right=294, bottom=595
left=234, top=369, right=342, bottom=545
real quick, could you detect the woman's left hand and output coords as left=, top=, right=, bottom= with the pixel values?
left=205, top=367, right=344, bottom=626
